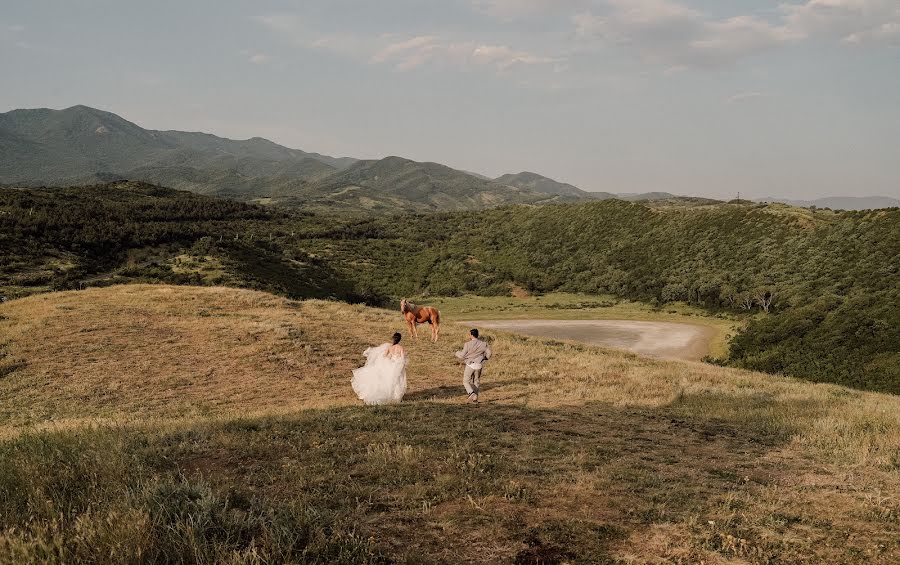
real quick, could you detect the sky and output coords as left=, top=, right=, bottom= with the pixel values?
left=1, top=0, right=899, bottom=199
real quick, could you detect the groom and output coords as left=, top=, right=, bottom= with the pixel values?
left=455, top=328, right=492, bottom=403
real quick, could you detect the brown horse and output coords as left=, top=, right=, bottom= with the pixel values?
left=400, top=299, right=441, bottom=342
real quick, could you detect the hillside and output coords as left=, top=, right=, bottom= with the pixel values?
left=494, top=171, right=609, bottom=199
left=293, top=157, right=592, bottom=213
left=0, top=105, right=352, bottom=195
left=0, top=181, right=365, bottom=303
left=0, top=285, right=897, bottom=562
left=3, top=183, right=899, bottom=394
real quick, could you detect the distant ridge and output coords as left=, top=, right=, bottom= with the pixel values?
left=0, top=106, right=355, bottom=190
left=755, top=196, right=900, bottom=211
left=617, top=192, right=678, bottom=201
left=0, top=105, right=596, bottom=212
left=297, top=157, right=592, bottom=213
left=495, top=171, right=611, bottom=199
left=9, top=106, right=888, bottom=213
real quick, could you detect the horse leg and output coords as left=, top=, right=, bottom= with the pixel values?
left=432, top=321, right=439, bottom=342
left=408, top=320, right=417, bottom=339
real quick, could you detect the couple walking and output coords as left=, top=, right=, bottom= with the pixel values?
left=350, top=329, right=492, bottom=405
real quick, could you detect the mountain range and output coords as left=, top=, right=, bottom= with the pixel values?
left=0, top=105, right=346, bottom=195
left=3, top=105, right=896, bottom=212
left=0, top=106, right=597, bottom=212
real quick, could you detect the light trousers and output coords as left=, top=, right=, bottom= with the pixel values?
left=463, top=366, right=482, bottom=395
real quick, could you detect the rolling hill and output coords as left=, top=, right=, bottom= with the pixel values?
left=0, top=106, right=594, bottom=212
left=0, top=106, right=351, bottom=194
left=492, top=175, right=723, bottom=207
left=293, top=157, right=593, bottom=213
left=0, top=284, right=897, bottom=562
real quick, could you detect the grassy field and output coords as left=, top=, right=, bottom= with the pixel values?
left=0, top=285, right=897, bottom=563
left=425, top=293, right=741, bottom=359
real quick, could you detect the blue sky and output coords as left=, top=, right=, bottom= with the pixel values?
left=2, top=0, right=899, bottom=198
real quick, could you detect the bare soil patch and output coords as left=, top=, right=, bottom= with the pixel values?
left=468, top=319, right=716, bottom=361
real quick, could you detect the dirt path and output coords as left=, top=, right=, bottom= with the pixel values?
left=464, top=319, right=716, bottom=361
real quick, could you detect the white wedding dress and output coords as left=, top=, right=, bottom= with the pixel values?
left=351, top=344, right=407, bottom=405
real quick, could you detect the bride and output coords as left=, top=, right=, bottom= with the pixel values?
left=351, top=332, right=408, bottom=405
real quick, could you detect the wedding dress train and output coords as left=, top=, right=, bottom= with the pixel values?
left=351, top=344, right=407, bottom=405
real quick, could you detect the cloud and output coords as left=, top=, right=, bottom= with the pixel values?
left=248, top=53, right=270, bottom=64
left=1, top=25, right=50, bottom=52
left=573, top=0, right=798, bottom=69
left=371, top=35, right=439, bottom=67
left=254, top=13, right=303, bottom=35
left=471, top=0, right=587, bottom=19
left=372, top=35, right=560, bottom=71
left=725, top=92, right=774, bottom=104
left=573, top=0, right=899, bottom=69
left=1, top=23, right=26, bottom=41
left=255, top=13, right=560, bottom=75
left=257, top=2, right=899, bottom=78
left=254, top=14, right=372, bottom=59
left=781, top=0, right=900, bottom=44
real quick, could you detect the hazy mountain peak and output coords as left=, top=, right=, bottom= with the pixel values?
left=0, top=105, right=356, bottom=190
left=495, top=170, right=603, bottom=199
left=378, top=155, right=414, bottom=166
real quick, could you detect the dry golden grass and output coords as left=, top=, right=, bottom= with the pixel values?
left=0, top=284, right=898, bottom=563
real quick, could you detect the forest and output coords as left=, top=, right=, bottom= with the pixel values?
left=2, top=181, right=898, bottom=393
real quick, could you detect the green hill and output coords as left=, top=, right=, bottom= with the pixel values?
left=0, top=181, right=363, bottom=303
left=1, top=106, right=596, bottom=212
left=494, top=171, right=610, bottom=199
left=125, top=157, right=336, bottom=199
left=0, top=105, right=352, bottom=195
left=293, top=157, right=593, bottom=213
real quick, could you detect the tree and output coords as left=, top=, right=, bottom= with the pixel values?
left=754, top=287, right=776, bottom=313
left=719, top=284, right=738, bottom=308
left=661, top=283, right=688, bottom=303
left=737, top=292, right=755, bottom=311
